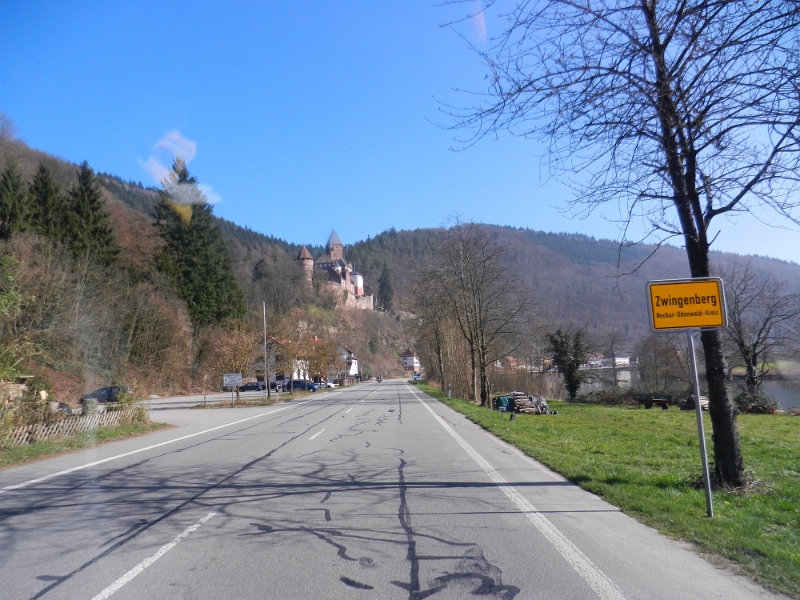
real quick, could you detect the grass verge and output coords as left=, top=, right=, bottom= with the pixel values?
left=191, top=389, right=325, bottom=409
left=0, top=422, right=170, bottom=470
left=416, top=382, right=800, bottom=598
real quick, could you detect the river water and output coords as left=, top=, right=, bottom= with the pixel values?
left=579, top=368, right=800, bottom=410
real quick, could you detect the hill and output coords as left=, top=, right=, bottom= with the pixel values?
left=347, top=225, right=800, bottom=347
left=3, top=133, right=799, bottom=390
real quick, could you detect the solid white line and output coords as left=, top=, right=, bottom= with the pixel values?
left=309, top=429, right=326, bottom=440
left=406, top=386, right=627, bottom=600
left=91, top=512, right=216, bottom=600
left=0, top=402, right=311, bottom=495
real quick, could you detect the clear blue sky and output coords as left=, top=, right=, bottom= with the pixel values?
left=2, top=0, right=799, bottom=264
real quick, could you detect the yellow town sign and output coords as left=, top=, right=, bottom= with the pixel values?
left=647, top=278, right=727, bottom=331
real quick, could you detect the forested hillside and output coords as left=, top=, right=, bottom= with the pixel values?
left=0, top=135, right=413, bottom=408
left=348, top=225, right=800, bottom=344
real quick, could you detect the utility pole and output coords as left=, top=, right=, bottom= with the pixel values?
left=268, top=302, right=270, bottom=402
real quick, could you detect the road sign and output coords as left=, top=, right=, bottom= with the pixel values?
left=223, top=373, right=242, bottom=387
left=647, top=278, right=727, bottom=332
left=646, top=277, right=726, bottom=518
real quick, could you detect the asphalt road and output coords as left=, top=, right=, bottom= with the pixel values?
left=0, top=381, right=777, bottom=599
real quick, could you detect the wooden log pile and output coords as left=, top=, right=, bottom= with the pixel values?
left=508, top=392, right=555, bottom=415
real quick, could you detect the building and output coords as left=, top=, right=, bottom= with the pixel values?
left=400, top=348, right=421, bottom=372
left=296, top=230, right=374, bottom=310
left=339, top=346, right=359, bottom=378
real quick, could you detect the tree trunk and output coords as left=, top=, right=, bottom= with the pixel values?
left=686, top=239, right=746, bottom=487
left=744, top=348, right=759, bottom=396
left=701, top=329, right=744, bottom=486
left=470, top=343, right=479, bottom=403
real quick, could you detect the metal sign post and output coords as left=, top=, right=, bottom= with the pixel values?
left=687, top=330, right=714, bottom=517
left=647, top=278, right=727, bottom=518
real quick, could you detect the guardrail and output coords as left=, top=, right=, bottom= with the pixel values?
left=1, top=405, right=147, bottom=448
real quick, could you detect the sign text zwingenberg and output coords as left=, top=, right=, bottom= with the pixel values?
left=647, top=279, right=727, bottom=331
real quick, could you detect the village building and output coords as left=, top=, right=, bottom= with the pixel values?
left=400, top=348, right=421, bottom=373
left=296, top=230, right=374, bottom=310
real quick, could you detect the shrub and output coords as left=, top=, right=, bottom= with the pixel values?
left=734, top=391, right=779, bottom=412
left=82, top=398, right=99, bottom=415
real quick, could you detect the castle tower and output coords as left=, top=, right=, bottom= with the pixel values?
left=326, top=230, right=344, bottom=262
left=296, top=246, right=314, bottom=284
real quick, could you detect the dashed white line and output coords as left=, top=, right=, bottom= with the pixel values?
left=91, top=512, right=216, bottom=600
left=406, top=385, right=627, bottom=600
left=1, top=401, right=312, bottom=495
left=345, top=408, right=353, bottom=414
left=309, top=429, right=326, bottom=440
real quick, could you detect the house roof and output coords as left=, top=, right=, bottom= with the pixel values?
left=296, top=246, right=313, bottom=260
left=327, top=230, right=343, bottom=247
left=401, top=348, right=417, bottom=358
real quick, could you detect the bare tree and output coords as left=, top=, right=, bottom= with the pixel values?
left=635, top=333, right=691, bottom=394
left=0, top=112, right=15, bottom=159
left=717, top=258, right=800, bottom=400
left=206, top=322, right=260, bottom=403
left=421, top=221, right=528, bottom=405
left=445, top=0, right=800, bottom=486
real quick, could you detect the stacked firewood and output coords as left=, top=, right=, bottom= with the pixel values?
left=508, top=392, right=556, bottom=415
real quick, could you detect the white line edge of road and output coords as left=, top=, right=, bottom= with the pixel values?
left=309, top=428, right=326, bottom=440
left=405, top=385, right=627, bottom=600
left=0, top=401, right=313, bottom=495
left=91, top=512, right=217, bottom=600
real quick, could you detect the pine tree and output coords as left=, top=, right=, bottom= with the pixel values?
left=67, top=162, right=119, bottom=266
left=28, top=163, right=69, bottom=242
left=156, top=159, right=245, bottom=327
left=547, top=329, right=589, bottom=401
left=377, top=262, right=394, bottom=311
left=0, top=160, right=28, bottom=238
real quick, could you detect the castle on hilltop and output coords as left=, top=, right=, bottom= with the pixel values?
left=296, top=231, right=374, bottom=310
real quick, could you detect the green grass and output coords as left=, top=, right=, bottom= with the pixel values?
left=0, top=422, right=169, bottom=469
left=418, top=383, right=800, bottom=598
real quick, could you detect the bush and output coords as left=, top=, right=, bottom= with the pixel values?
left=574, top=388, right=636, bottom=405
left=734, top=391, right=779, bottom=413
left=82, top=398, right=99, bottom=415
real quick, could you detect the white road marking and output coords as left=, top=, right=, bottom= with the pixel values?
left=345, top=408, right=353, bottom=414
left=91, top=512, right=216, bottom=600
left=309, top=429, right=326, bottom=440
left=0, top=402, right=312, bottom=495
left=407, top=386, right=627, bottom=600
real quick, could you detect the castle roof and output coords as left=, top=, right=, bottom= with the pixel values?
left=296, top=246, right=313, bottom=260
left=327, top=230, right=343, bottom=247
left=315, top=254, right=333, bottom=265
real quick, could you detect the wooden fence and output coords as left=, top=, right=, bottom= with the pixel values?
left=1, top=406, right=148, bottom=448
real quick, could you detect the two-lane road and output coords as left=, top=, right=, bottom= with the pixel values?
left=0, top=381, right=775, bottom=599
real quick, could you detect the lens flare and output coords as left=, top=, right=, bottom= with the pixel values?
left=140, top=131, right=222, bottom=225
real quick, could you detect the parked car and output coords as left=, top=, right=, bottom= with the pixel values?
left=270, top=381, right=287, bottom=392
left=240, top=381, right=265, bottom=391
left=290, top=380, right=318, bottom=392
left=79, top=386, right=133, bottom=405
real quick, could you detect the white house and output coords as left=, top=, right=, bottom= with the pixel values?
left=339, top=346, right=359, bottom=377
left=400, top=349, right=421, bottom=372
